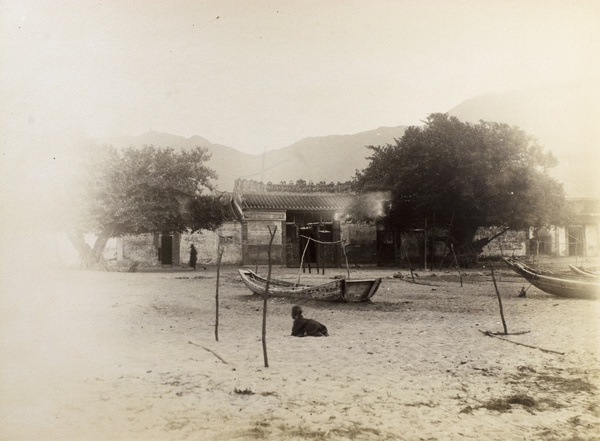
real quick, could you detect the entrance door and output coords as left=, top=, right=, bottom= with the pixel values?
left=377, top=229, right=396, bottom=265
left=160, top=235, right=173, bottom=265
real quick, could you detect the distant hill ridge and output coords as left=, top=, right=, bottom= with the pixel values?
left=105, top=126, right=408, bottom=192
left=104, top=81, right=600, bottom=198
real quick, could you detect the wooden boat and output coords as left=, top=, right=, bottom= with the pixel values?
left=238, top=269, right=381, bottom=302
left=569, top=265, right=600, bottom=279
left=503, top=258, right=600, bottom=300
left=344, top=277, right=383, bottom=302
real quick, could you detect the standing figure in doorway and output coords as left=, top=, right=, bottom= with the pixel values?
left=189, top=244, right=198, bottom=270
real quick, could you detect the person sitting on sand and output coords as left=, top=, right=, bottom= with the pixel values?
left=291, top=305, right=328, bottom=337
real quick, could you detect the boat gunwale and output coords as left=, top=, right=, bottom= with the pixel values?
left=569, top=265, right=600, bottom=279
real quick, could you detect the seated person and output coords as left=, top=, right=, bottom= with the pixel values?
left=291, top=305, right=329, bottom=337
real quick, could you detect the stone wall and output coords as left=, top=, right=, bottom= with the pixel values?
left=477, top=227, right=527, bottom=258
left=114, top=222, right=244, bottom=268
left=121, top=233, right=159, bottom=265
left=179, top=222, right=243, bottom=266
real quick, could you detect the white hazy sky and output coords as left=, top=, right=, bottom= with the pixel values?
left=2, top=0, right=600, bottom=155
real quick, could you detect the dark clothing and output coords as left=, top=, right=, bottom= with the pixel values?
left=189, top=246, right=197, bottom=270
left=292, top=317, right=329, bottom=337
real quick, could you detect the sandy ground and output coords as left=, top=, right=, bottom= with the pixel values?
left=1, top=260, right=599, bottom=441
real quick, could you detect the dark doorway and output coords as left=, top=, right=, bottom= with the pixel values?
left=377, top=229, right=396, bottom=265
left=160, top=235, right=173, bottom=265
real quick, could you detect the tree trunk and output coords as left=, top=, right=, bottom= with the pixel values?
left=67, top=229, right=95, bottom=269
left=68, top=224, right=120, bottom=270
left=92, top=224, right=120, bottom=264
left=452, top=226, right=510, bottom=267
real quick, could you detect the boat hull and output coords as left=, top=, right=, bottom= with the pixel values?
left=345, top=278, right=383, bottom=302
left=504, top=259, right=600, bottom=300
left=238, top=269, right=381, bottom=302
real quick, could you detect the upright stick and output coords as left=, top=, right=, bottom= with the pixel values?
left=450, top=244, right=463, bottom=287
left=214, top=243, right=224, bottom=341
left=489, top=260, right=508, bottom=335
left=255, top=245, right=260, bottom=273
left=298, top=237, right=310, bottom=284
left=401, top=240, right=415, bottom=283
left=341, top=239, right=350, bottom=279
left=262, top=225, right=277, bottom=368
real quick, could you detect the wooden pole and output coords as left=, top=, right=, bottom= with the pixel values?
left=450, top=243, right=463, bottom=287
left=438, top=243, right=448, bottom=271
left=423, top=219, right=428, bottom=270
left=262, top=225, right=277, bottom=368
left=298, top=237, right=310, bottom=284
left=214, top=243, right=224, bottom=342
left=255, top=244, right=260, bottom=273
left=341, top=239, right=350, bottom=279
left=317, top=240, right=321, bottom=275
left=401, top=239, right=415, bottom=283
left=307, top=239, right=312, bottom=274
left=489, top=260, right=508, bottom=335
left=320, top=240, right=325, bottom=275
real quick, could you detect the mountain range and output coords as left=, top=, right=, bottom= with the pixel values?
left=104, top=81, right=599, bottom=198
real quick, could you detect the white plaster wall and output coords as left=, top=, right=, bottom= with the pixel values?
left=585, top=223, right=599, bottom=256
left=180, top=222, right=243, bottom=266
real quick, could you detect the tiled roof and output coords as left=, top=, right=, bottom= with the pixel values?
left=241, top=193, right=355, bottom=211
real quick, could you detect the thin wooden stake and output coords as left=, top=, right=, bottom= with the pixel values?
left=489, top=260, right=508, bottom=335
left=214, top=243, right=224, bottom=342
left=255, top=245, right=260, bottom=273
left=188, top=341, right=230, bottom=364
left=450, top=244, right=463, bottom=287
left=298, top=237, right=310, bottom=284
left=478, top=330, right=564, bottom=355
left=401, top=240, right=415, bottom=283
left=341, top=239, right=350, bottom=279
left=262, top=225, right=277, bottom=368
left=423, top=221, right=427, bottom=271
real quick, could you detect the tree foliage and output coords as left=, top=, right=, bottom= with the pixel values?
left=68, top=145, right=226, bottom=268
left=354, top=113, right=566, bottom=252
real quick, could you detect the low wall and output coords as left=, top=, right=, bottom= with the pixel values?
left=477, top=227, right=527, bottom=258
left=180, top=222, right=243, bottom=266
left=114, top=222, right=244, bottom=268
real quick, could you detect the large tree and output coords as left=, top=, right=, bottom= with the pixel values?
left=65, top=144, right=226, bottom=269
left=354, top=113, right=566, bottom=257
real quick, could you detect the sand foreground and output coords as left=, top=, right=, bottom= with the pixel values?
left=1, top=262, right=599, bottom=440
